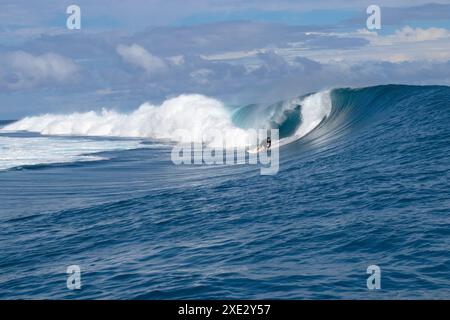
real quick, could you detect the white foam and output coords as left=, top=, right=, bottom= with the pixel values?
left=0, top=136, right=146, bottom=170
left=296, top=90, right=332, bottom=138
left=3, top=95, right=251, bottom=147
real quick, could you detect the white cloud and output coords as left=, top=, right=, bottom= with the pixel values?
left=190, top=68, right=214, bottom=84
left=358, top=26, right=450, bottom=46
left=394, top=26, right=450, bottom=42
left=0, top=51, right=79, bottom=89
left=274, top=26, right=450, bottom=64
left=116, top=44, right=167, bottom=74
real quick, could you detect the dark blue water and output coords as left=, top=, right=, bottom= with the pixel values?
left=0, top=85, right=449, bottom=299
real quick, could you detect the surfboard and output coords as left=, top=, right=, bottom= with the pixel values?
left=247, top=144, right=267, bottom=154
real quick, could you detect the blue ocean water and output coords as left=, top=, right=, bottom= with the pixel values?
left=0, top=85, right=449, bottom=299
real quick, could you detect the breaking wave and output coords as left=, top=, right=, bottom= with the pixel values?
left=2, top=91, right=332, bottom=148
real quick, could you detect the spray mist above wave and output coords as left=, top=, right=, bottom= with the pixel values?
left=2, top=92, right=332, bottom=147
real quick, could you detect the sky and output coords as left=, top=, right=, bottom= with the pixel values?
left=1, top=0, right=450, bottom=118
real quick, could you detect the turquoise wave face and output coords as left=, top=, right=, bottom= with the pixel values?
left=232, top=101, right=303, bottom=139
left=0, top=85, right=449, bottom=299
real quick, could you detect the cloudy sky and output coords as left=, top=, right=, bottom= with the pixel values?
left=1, top=0, right=450, bottom=118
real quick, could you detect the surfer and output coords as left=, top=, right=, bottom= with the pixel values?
left=266, top=136, right=271, bottom=149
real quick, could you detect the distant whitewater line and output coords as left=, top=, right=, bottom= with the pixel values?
left=2, top=92, right=332, bottom=148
